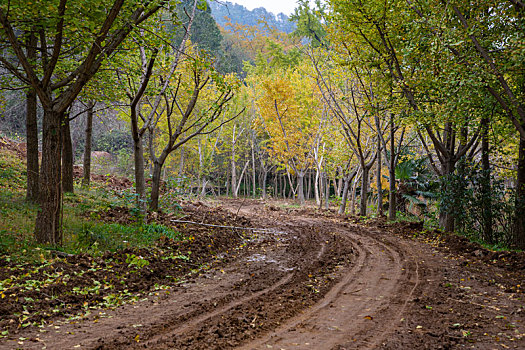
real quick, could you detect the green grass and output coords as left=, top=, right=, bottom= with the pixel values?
left=1, top=187, right=183, bottom=262
left=67, top=222, right=183, bottom=255
left=0, top=149, right=26, bottom=195
left=0, top=148, right=183, bottom=263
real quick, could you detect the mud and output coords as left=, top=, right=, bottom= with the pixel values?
left=1, top=199, right=525, bottom=349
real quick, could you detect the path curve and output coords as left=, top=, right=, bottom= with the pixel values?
left=237, top=219, right=430, bottom=350
left=7, top=204, right=438, bottom=350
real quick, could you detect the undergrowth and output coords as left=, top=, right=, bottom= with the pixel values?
left=0, top=148, right=184, bottom=263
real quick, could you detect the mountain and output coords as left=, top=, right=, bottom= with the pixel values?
left=209, top=1, right=296, bottom=34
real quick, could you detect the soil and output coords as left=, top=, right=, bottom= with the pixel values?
left=73, top=165, right=133, bottom=191
left=1, top=198, right=525, bottom=349
left=0, top=137, right=132, bottom=191
left=0, top=137, right=29, bottom=159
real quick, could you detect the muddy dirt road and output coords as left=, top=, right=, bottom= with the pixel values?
left=3, top=199, right=525, bottom=349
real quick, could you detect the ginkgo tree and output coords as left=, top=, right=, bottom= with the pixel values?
left=146, top=51, right=243, bottom=211
left=329, top=0, right=481, bottom=228
left=0, top=0, right=177, bottom=244
left=254, top=64, right=324, bottom=205
left=112, top=3, right=198, bottom=213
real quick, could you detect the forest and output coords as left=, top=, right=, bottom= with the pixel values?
left=0, top=0, right=525, bottom=348
left=1, top=0, right=523, bottom=248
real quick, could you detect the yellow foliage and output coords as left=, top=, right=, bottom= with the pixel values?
left=254, top=67, right=321, bottom=171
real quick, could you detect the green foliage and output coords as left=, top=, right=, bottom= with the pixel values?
left=0, top=149, right=26, bottom=194
left=125, top=253, right=150, bottom=269
left=440, top=160, right=518, bottom=245
left=115, top=148, right=134, bottom=177
left=112, top=187, right=149, bottom=218
left=68, top=217, right=183, bottom=255
left=0, top=149, right=184, bottom=260
left=93, top=130, right=133, bottom=154
left=171, top=0, right=223, bottom=55
left=215, top=36, right=248, bottom=75
left=395, top=155, right=437, bottom=214
left=291, top=0, right=326, bottom=47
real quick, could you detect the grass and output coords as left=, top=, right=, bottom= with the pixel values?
left=0, top=148, right=182, bottom=263
left=0, top=149, right=26, bottom=196
left=68, top=221, right=183, bottom=255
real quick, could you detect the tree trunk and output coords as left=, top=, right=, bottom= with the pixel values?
left=61, top=113, right=74, bottom=193
left=35, top=108, right=63, bottom=245
left=244, top=171, right=247, bottom=197
left=25, top=32, right=39, bottom=202
left=388, top=120, right=396, bottom=221
left=339, top=170, right=357, bottom=215
left=261, top=170, right=268, bottom=199
left=201, top=178, right=208, bottom=197
left=150, top=160, right=162, bottom=211
left=251, top=138, right=256, bottom=197
left=480, top=116, right=493, bottom=243
left=133, top=135, right=146, bottom=212
left=234, top=160, right=250, bottom=197
left=350, top=171, right=360, bottom=216
left=272, top=173, right=276, bottom=197
left=286, top=169, right=296, bottom=199
left=277, top=173, right=281, bottom=198
left=273, top=173, right=277, bottom=197
left=324, top=172, right=329, bottom=210
left=339, top=175, right=351, bottom=214
left=376, top=138, right=383, bottom=216
left=314, top=167, right=321, bottom=206
left=231, top=152, right=237, bottom=198
left=388, top=166, right=396, bottom=221
left=82, top=101, right=94, bottom=188
left=281, top=173, right=285, bottom=199
left=513, top=136, right=525, bottom=249
left=307, top=170, right=311, bottom=200
left=225, top=167, right=230, bottom=196
left=439, top=206, right=455, bottom=233
left=337, top=171, right=343, bottom=198
left=360, top=165, right=369, bottom=216
left=439, top=158, right=456, bottom=232
left=297, top=171, right=305, bottom=205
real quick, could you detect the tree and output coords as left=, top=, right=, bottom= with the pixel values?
left=310, top=47, right=380, bottom=216
left=82, top=101, right=95, bottom=188
left=329, top=0, right=481, bottom=227
left=147, top=55, right=242, bottom=210
left=24, top=30, right=38, bottom=202
left=434, top=1, right=525, bottom=245
left=290, top=0, right=327, bottom=47
left=254, top=65, right=323, bottom=205
left=0, top=0, right=175, bottom=244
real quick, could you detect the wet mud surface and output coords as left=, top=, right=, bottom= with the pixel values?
left=2, top=199, right=525, bottom=349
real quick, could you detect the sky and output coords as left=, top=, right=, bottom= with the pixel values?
left=229, top=0, right=299, bottom=15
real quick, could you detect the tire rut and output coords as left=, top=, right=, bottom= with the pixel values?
left=10, top=204, right=432, bottom=350
left=138, top=272, right=295, bottom=348
left=133, top=226, right=338, bottom=349
left=238, top=223, right=428, bottom=350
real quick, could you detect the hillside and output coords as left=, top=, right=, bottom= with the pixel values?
left=210, top=1, right=296, bottom=33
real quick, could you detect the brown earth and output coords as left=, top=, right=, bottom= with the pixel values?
left=0, top=137, right=28, bottom=159
left=0, top=137, right=132, bottom=191
left=1, top=199, right=525, bottom=349
left=73, top=165, right=133, bottom=191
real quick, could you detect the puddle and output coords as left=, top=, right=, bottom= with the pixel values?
left=246, top=253, right=295, bottom=271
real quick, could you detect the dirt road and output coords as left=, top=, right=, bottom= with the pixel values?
left=3, top=199, right=525, bottom=349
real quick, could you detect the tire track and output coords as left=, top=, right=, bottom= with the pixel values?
left=238, top=222, right=426, bottom=350
left=139, top=272, right=295, bottom=348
